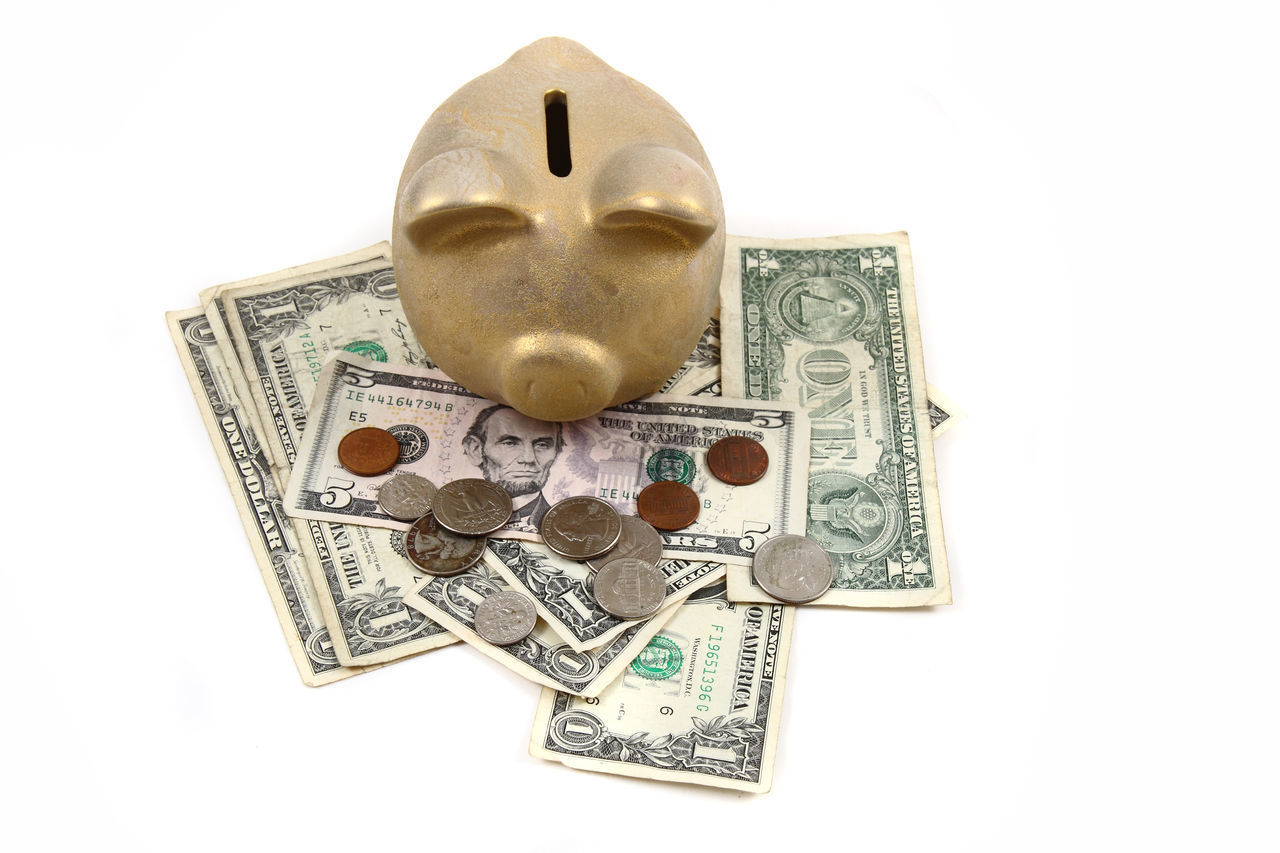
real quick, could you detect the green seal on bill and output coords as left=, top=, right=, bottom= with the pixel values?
left=629, top=635, right=683, bottom=680
left=646, top=449, right=695, bottom=484
left=343, top=340, right=388, bottom=362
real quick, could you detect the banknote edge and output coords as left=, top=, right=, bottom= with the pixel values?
left=165, top=306, right=364, bottom=687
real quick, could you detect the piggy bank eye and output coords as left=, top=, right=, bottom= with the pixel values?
left=592, top=145, right=721, bottom=248
left=398, top=148, right=529, bottom=250
left=404, top=204, right=527, bottom=252
left=594, top=195, right=719, bottom=246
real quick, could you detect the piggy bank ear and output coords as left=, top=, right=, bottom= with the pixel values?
left=591, top=146, right=721, bottom=247
left=398, top=148, right=529, bottom=251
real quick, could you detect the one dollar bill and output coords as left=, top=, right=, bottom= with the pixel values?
left=284, top=352, right=811, bottom=567
left=214, top=246, right=459, bottom=666
left=721, top=233, right=951, bottom=606
left=529, top=580, right=793, bottom=793
left=167, top=307, right=369, bottom=685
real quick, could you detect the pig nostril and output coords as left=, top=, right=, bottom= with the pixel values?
left=544, top=90, right=571, bottom=177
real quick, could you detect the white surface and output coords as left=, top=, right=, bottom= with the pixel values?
left=3, top=2, right=1276, bottom=850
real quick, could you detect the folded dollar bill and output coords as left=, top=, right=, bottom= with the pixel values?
left=482, top=538, right=726, bottom=652
left=661, top=310, right=721, bottom=396
left=924, top=382, right=967, bottom=438
left=401, top=562, right=703, bottom=697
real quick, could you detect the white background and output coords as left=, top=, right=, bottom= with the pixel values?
left=3, top=2, right=1277, bottom=850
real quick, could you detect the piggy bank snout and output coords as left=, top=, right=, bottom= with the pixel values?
left=501, top=334, right=622, bottom=423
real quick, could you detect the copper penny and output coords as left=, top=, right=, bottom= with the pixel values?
left=635, top=481, right=700, bottom=531
left=337, top=426, right=401, bottom=477
left=706, top=435, right=769, bottom=486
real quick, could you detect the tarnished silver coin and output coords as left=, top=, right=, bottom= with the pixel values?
left=432, top=478, right=513, bottom=536
left=586, top=515, right=664, bottom=572
left=592, top=557, right=666, bottom=620
left=474, top=591, right=538, bottom=646
left=405, top=511, right=488, bottom=576
left=752, top=534, right=834, bottom=604
left=377, top=472, right=438, bottom=521
left=540, top=496, right=622, bottom=560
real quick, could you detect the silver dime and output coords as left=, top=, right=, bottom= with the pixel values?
left=592, top=557, right=666, bottom=620
left=405, top=511, right=488, bottom=576
left=751, top=534, right=834, bottom=604
left=540, top=496, right=622, bottom=560
left=586, top=515, right=663, bottom=572
left=432, top=478, right=513, bottom=536
left=377, top=472, right=438, bottom=521
left=473, top=591, right=538, bottom=646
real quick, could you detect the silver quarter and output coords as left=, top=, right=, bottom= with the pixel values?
left=751, top=534, right=834, bottom=604
left=592, top=558, right=666, bottom=620
left=474, top=591, right=538, bottom=646
left=405, top=511, right=488, bottom=576
left=377, top=472, right=438, bottom=521
left=586, top=515, right=664, bottom=571
left=540, top=496, right=622, bottom=560
left=432, top=478, right=513, bottom=536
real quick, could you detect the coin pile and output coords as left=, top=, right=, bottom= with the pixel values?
left=367, top=426, right=828, bottom=633
left=530, top=495, right=661, bottom=620
left=399, top=481, right=516, bottom=587
left=342, top=429, right=683, bottom=640
left=343, top=434, right=546, bottom=626
left=399, top=475, right=547, bottom=637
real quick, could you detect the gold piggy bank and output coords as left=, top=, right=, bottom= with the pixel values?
left=392, top=37, right=725, bottom=422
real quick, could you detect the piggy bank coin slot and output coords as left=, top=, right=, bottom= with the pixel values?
left=544, top=89, right=572, bottom=177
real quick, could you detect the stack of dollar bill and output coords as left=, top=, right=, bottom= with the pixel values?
left=166, top=233, right=959, bottom=792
